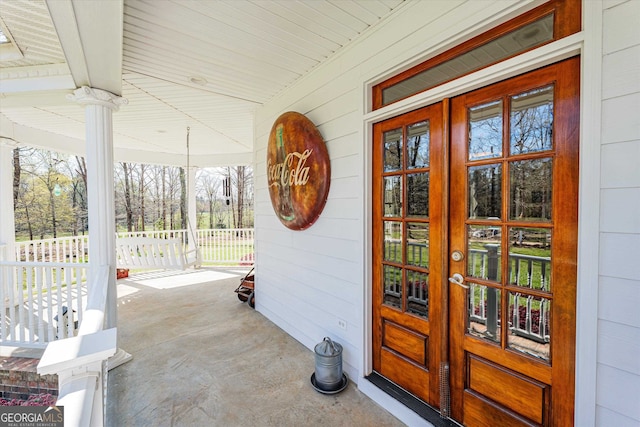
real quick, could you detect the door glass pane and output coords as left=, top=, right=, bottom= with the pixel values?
left=469, top=100, right=502, bottom=160
left=383, top=265, right=403, bottom=309
left=407, top=121, right=429, bottom=169
left=407, top=173, right=429, bottom=217
left=508, top=293, right=551, bottom=362
left=406, top=270, right=429, bottom=319
left=384, top=128, right=402, bottom=172
left=509, top=158, right=552, bottom=221
left=384, top=176, right=402, bottom=217
left=384, top=221, right=402, bottom=263
left=467, top=227, right=502, bottom=282
left=468, top=283, right=501, bottom=344
left=508, top=227, right=552, bottom=291
left=468, top=164, right=502, bottom=219
left=510, top=85, right=554, bottom=155
left=406, top=222, right=429, bottom=268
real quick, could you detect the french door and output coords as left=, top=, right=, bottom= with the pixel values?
left=373, top=57, right=579, bottom=426
left=372, top=102, right=445, bottom=406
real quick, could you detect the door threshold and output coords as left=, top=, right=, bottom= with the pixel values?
left=366, top=372, right=462, bottom=427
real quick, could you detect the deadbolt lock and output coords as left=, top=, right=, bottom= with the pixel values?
left=451, top=250, right=464, bottom=262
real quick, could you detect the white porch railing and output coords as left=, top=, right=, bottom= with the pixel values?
left=15, top=228, right=255, bottom=266
left=38, top=265, right=115, bottom=427
left=197, top=228, right=254, bottom=264
left=0, top=262, right=87, bottom=348
left=15, top=236, right=89, bottom=263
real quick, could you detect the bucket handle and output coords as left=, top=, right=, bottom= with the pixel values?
left=323, top=337, right=337, bottom=353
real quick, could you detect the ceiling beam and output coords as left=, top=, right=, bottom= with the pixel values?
left=46, top=0, right=123, bottom=96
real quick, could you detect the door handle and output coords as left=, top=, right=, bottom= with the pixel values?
left=448, top=273, right=469, bottom=289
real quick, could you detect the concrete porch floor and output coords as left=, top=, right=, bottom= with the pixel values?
left=107, top=267, right=406, bottom=427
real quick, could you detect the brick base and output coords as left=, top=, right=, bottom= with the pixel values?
left=0, top=357, right=58, bottom=401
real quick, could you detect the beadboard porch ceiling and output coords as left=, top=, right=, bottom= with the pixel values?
left=0, top=0, right=405, bottom=167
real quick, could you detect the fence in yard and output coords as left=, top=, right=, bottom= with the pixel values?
left=14, top=228, right=255, bottom=266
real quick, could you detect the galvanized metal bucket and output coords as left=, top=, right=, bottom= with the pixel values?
left=314, top=337, right=343, bottom=392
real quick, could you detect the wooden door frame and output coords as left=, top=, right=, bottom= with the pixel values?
left=361, top=29, right=595, bottom=425
left=363, top=35, right=583, bottom=370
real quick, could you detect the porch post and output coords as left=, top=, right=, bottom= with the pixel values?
left=68, top=87, right=126, bottom=331
left=0, top=140, right=17, bottom=262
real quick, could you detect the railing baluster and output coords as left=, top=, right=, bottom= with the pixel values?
left=16, top=266, right=24, bottom=342
left=47, top=269, right=55, bottom=341
left=56, top=268, right=64, bottom=340
left=36, top=266, right=44, bottom=344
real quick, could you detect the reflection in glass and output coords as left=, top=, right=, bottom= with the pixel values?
left=406, top=223, right=429, bottom=268
left=509, top=228, right=552, bottom=291
left=384, top=176, right=402, bottom=217
left=468, top=164, right=501, bottom=219
left=508, top=293, right=550, bottom=362
left=469, top=100, right=502, bottom=160
left=383, top=265, right=403, bottom=309
left=510, top=158, right=552, bottom=221
left=406, top=270, right=429, bottom=319
left=407, top=173, right=429, bottom=217
left=468, top=283, right=501, bottom=344
left=467, top=244, right=502, bottom=282
left=384, top=221, right=402, bottom=263
left=384, top=128, right=402, bottom=172
left=407, top=121, right=429, bottom=169
left=510, top=85, right=554, bottom=155
left=467, top=229, right=502, bottom=282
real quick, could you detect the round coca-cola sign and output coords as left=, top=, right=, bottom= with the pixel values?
left=267, top=111, right=331, bottom=230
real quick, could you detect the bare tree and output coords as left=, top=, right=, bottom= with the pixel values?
left=138, top=164, right=147, bottom=231
left=179, top=167, right=187, bottom=229
left=121, top=162, right=134, bottom=231
left=12, top=148, right=20, bottom=207
left=197, top=170, right=220, bottom=229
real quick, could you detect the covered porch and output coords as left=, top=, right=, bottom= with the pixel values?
left=107, top=266, right=403, bottom=426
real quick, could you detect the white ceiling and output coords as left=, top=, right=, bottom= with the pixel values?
left=0, top=0, right=405, bottom=167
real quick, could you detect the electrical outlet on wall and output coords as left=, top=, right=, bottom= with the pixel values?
left=337, top=319, right=347, bottom=330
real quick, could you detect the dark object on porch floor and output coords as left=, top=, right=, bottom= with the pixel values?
left=235, top=267, right=255, bottom=308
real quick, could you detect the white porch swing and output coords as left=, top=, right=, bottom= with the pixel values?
left=115, top=127, right=201, bottom=271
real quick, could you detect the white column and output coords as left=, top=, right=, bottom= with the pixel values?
left=68, top=87, right=126, bottom=329
left=0, top=140, right=17, bottom=262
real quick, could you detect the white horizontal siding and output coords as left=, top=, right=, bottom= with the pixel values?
left=598, top=276, right=640, bottom=328
left=597, top=364, right=640, bottom=422
left=597, top=1, right=640, bottom=425
left=600, top=188, right=640, bottom=233
left=253, top=0, right=640, bottom=424
left=601, top=94, right=640, bottom=144
left=254, top=0, right=543, bottom=378
left=603, top=1, right=640, bottom=54
left=597, top=320, right=640, bottom=375
left=596, top=407, right=640, bottom=427
left=601, top=140, right=640, bottom=188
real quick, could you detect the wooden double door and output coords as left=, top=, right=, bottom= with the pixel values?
left=372, top=58, right=579, bottom=426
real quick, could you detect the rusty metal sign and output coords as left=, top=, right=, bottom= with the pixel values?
left=267, top=111, right=331, bottom=230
